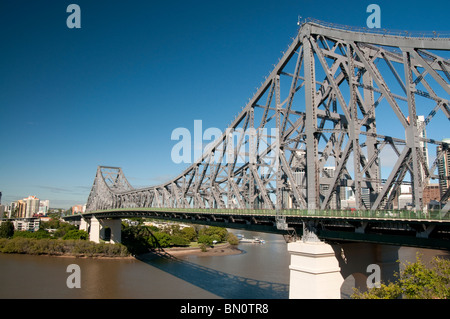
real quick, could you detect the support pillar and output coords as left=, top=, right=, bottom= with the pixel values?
left=288, top=238, right=344, bottom=299
left=79, top=217, right=89, bottom=232
left=89, top=216, right=101, bottom=243
left=102, top=218, right=122, bottom=244
left=336, top=243, right=400, bottom=297
left=375, top=244, right=400, bottom=284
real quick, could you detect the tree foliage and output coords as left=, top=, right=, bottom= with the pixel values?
left=198, top=234, right=213, bottom=246
left=151, top=232, right=171, bottom=248
left=13, top=229, right=51, bottom=239
left=227, top=233, right=240, bottom=246
left=62, top=229, right=89, bottom=240
left=352, top=254, right=450, bottom=299
left=181, top=227, right=197, bottom=242
left=121, top=222, right=232, bottom=254
left=170, top=235, right=190, bottom=247
left=0, top=221, right=15, bottom=238
left=199, top=226, right=228, bottom=242
left=0, top=237, right=129, bottom=257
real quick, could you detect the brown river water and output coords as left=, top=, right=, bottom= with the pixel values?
left=0, top=230, right=448, bottom=299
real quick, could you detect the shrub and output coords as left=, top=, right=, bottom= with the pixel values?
left=200, top=243, right=208, bottom=252
left=352, top=254, right=450, bottom=299
left=198, top=234, right=213, bottom=246
left=198, top=226, right=228, bottom=242
left=227, top=233, right=239, bottom=245
left=13, top=229, right=51, bottom=239
left=0, top=238, right=8, bottom=250
left=0, top=221, right=14, bottom=238
left=152, top=232, right=171, bottom=248
left=171, top=235, right=190, bottom=247
left=210, top=234, right=221, bottom=243
left=3, top=237, right=31, bottom=253
left=63, top=229, right=89, bottom=240
left=53, top=223, right=78, bottom=238
left=0, top=237, right=129, bottom=257
left=181, top=227, right=197, bottom=242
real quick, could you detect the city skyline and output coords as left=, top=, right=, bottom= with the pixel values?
left=1, top=0, right=449, bottom=208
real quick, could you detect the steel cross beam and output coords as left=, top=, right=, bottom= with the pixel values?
left=86, top=21, right=450, bottom=216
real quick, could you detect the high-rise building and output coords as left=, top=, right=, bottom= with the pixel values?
left=17, top=200, right=27, bottom=218
left=397, top=184, right=413, bottom=209
left=437, top=139, right=450, bottom=200
left=8, top=201, right=18, bottom=218
left=39, top=200, right=50, bottom=215
left=72, top=204, right=84, bottom=215
left=24, top=196, right=40, bottom=218
left=321, top=167, right=337, bottom=209
left=423, top=184, right=440, bottom=208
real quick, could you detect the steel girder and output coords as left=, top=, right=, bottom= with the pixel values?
left=86, top=21, right=450, bottom=213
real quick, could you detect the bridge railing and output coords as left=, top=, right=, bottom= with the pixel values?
left=279, top=209, right=448, bottom=221
left=88, top=207, right=449, bottom=221
left=300, top=17, right=450, bottom=39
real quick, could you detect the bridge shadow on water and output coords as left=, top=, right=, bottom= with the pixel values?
left=135, top=250, right=289, bottom=299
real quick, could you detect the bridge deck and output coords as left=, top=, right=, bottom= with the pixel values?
left=78, top=208, right=449, bottom=223
left=64, top=208, right=450, bottom=250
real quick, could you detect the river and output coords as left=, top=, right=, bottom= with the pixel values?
left=0, top=230, right=448, bottom=299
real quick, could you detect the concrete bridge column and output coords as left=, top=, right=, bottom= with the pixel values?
left=79, top=217, right=89, bottom=232
left=89, top=216, right=101, bottom=243
left=87, top=216, right=122, bottom=244
left=288, top=241, right=344, bottom=299
left=288, top=240, right=344, bottom=299
left=287, top=221, right=401, bottom=298
left=288, top=223, right=344, bottom=299
left=101, top=218, right=122, bottom=244
left=375, top=244, right=401, bottom=284
left=336, top=243, right=400, bottom=296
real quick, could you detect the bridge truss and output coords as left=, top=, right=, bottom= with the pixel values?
left=86, top=21, right=450, bottom=215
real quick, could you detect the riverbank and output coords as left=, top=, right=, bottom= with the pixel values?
left=0, top=237, right=242, bottom=259
left=160, top=243, right=242, bottom=257
left=0, top=237, right=130, bottom=258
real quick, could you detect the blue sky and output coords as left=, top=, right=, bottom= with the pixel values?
left=0, top=0, right=449, bottom=208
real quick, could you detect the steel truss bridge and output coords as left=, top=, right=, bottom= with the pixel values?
left=67, top=20, right=450, bottom=249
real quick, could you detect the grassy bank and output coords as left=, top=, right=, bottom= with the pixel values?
left=0, top=219, right=238, bottom=258
left=0, top=237, right=130, bottom=258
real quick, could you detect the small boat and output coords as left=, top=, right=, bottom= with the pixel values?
left=254, top=237, right=265, bottom=244
left=239, top=236, right=265, bottom=244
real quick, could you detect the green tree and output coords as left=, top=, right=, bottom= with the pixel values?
left=352, top=254, right=450, bottom=299
left=198, top=226, right=228, bottom=242
left=40, top=218, right=62, bottom=230
left=52, top=222, right=77, bottom=238
left=227, top=233, right=239, bottom=245
left=198, top=234, right=213, bottom=246
left=210, top=234, right=221, bottom=243
left=13, top=229, right=51, bottom=239
left=0, top=221, right=15, bottom=238
left=63, top=229, right=89, bottom=240
left=181, top=227, right=197, bottom=242
left=152, top=232, right=171, bottom=248
left=165, top=224, right=182, bottom=236
left=170, top=235, right=190, bottom=247
left=121, top=224, right=153, bottom=254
